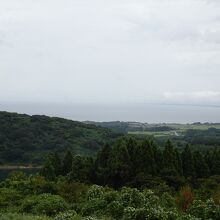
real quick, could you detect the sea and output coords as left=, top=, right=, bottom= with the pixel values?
left=0, top=101, right=219, bottom=123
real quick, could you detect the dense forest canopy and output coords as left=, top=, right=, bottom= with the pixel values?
left=1, top=111, right=220, bottom=165
left=0, top=111, right=120, bottom=164
left=0, top=137, right=220, bottom=219
left=0, top=112, right=220, bottom=219
left=41, top=138, right=220, bottom=189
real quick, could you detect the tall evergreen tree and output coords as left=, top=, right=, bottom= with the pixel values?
left=209, top=149, right=220, bottom=175
left=153, top=144, right=163, bottom=174
left=95, top=143, right=111, bottom=185
left=174, top=148, right=183, bottom=176
left=136, top=139, right=156, bottom=176
left=162, top=140, right=178, bottom=176
left=40, top=159, right=56, bottom=180
left=108, top=140, right=131, bottom=187
left=62, top=150, right=73, bottom=175
left=50, top=152, right=62, bottom=176
left=193, top=151, right=209, bottom=178
left=69, top=155, right=93, bottom=183
left=126, top=137, right=139, bottom=177
left=182, top=144, right=195, bottom=178
left=41, top=152, right=62, bottom=177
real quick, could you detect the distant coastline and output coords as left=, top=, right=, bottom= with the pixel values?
left=0, top=165, right=42, bottom=170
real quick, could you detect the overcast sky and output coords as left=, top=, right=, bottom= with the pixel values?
left=0, top=0, right=220, bottom=106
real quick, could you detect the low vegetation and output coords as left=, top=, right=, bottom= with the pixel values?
left=0, top=137, right=220, bottom=219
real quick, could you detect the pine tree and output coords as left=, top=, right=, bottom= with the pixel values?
left=108, top=140, right=131, bottom=187
left=182, top=144, right=195, bottom=178
left=193, top=151, right=209, bottom=178
left=209, top=149, right=220, bottom=175
left=153, top=145, right=163, bottom=174
left=95, top=143, right=111, bottom=185
left=174, top=148, right=183, bottom=176
left=136, top=139, right=156, bottom=176
left=69, top=155, right=93, bottom=183
left=62, top=150, right=73, bottom=175
left=126, top=137, right=139, bottom=177
left=50, top=152, right=62, bottom=176
left=162, top=140, right=178, bottom=176
left=40, top=160, right=56, bottom=180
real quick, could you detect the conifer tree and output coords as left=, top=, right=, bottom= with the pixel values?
left=95, top=143, right=111, bottom=185
left=174, top=148, right=183, bottom=176
left=209, top=149, right=220, bottom=175
left=153, top=145, right=163, bottom=174
left=193, top=151, right=209, bottom=178
left=135, top=139, right=156, bottom=176
left=108, top=140, right=131, bottom=187
left=50, top=152, right=62, bottom=176
left=69, top=155, right=93, bottom=183
left=62, top=150, right=73, bottom=175
left=182, top=144, right=195, bottom=177
left=40, top=160, right=56, bottom=180
left=126, top=137, right=139, bottom=176
left=162, top=140, right=178, bottom=176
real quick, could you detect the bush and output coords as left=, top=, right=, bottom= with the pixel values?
left=123, top=207, right=145, bottom=220
left=106, top=200, right=124, bottom=219
left=204, top=199, right=220, bottom=219
left=0, top=213, right=51, bottom=220
left=160, top=192, right=176, bottom=208
left=56, top=181, right=88, bottom=203
left=0, top=188, right=23, bottom=210
left=86, top=185, right=105, bottom=201
left=54, top=210, right=81, bottom=220
left=188, top=200, right=206, bottom=219
left=21, top=193, right=68, bottom=216
left=119, top=187, right=145, bottom=208
left=188, top=198, right=220, bottom=219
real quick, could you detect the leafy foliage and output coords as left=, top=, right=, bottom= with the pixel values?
left=21, top=193, right=68, bottom=216
left=0, top=111, right=120, bottom=164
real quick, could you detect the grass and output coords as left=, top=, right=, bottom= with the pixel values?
left=128, top=124, right=220, bottom=138
left=0, top=213, right=51, bottom=220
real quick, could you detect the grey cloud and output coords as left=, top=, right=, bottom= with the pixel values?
left=0, top=0, right=220, bottom=106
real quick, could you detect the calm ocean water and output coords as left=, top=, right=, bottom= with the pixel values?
left=0, top=102, right=219, bottom=123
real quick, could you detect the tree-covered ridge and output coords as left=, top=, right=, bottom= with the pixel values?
left=0, top=111, right=120, bottom=164
left=42, top=138, right=220, bottom=189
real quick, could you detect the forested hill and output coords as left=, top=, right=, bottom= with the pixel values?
left=0, top=111, right=120, bottom=165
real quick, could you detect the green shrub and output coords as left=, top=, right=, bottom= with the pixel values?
left=0, top=213, right=51, bottom=220
left=160, top=192, right=176, bottom=208
left=188, top=200, right=205, bottom=219
left=119, top=187, right=145, bottom=208
left=106, top=200, right=124, bottom=219
left=86, top=185, right=105, bottom=201
left=21, top=193, right=68, bottom=216
left=123, top=207, right=145, bottom=220
left=0, top=188, right=23, bottom=209
left=56, top=181, right=88, bottom=203
left=188, top=198, right=220, bottom=219
left=54, top=210, right=82, bottom=220
left=204, top=199, right=220, bottom=219
left=81, top=199, right=106, bottom=216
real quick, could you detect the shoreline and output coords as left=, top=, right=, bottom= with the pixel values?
left=0, top=165, right=42, bottom=170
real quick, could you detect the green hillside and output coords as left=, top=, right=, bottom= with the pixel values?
left=0, top=112, right=120, bottom=165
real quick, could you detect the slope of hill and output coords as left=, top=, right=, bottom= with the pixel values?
left=84, top=121, right=220, bottom=134
left=85, top=121, right=220, bottom=151
left=0, top=111, right=120, bottom=165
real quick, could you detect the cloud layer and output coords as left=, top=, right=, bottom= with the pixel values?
left=0, top=0, right=220, bottom=105
left=163, top=91, right=220, bottom=104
